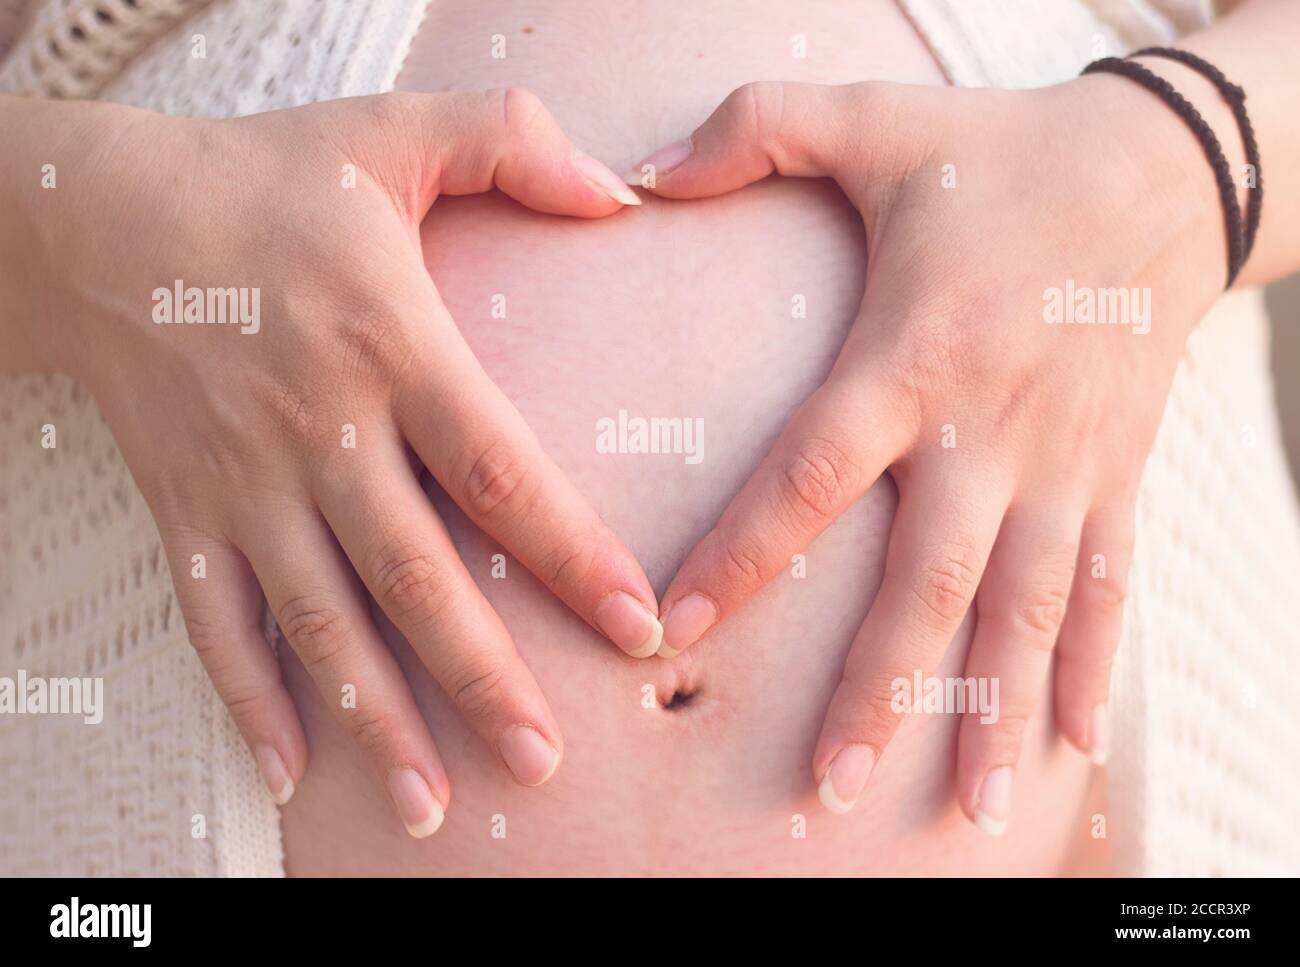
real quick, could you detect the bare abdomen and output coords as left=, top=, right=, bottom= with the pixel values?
left=278, top=0, right=1104, bottom=875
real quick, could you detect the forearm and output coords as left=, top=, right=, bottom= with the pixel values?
left=0, top=93, right=151, bottom=375
left=1139, top=0, right=1300, bottom=287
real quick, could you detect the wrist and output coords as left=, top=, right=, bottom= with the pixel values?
left=0, top=96, right=173, bottom=381
left=1054, top=72, right=1231, bottom=336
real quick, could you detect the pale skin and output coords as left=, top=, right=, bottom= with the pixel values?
left=0, top=88, right=662, bottom=838
left=1, top=0, right=1297, bottom=841
left=636, top=0, right=1300, bottom=830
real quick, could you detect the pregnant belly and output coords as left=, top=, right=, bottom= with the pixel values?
left=279, top=0, right=1105, bottom=875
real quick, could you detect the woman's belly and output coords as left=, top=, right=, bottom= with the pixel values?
left=280, top=0, right=1105, bottom=875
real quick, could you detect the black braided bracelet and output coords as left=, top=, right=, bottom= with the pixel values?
left=1082, top=56, right=1245, bottom=288
left=1131, top=46, right=1263, bottom=264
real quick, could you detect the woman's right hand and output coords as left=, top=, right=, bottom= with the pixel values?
left=10, top=89, right=659, bottom=837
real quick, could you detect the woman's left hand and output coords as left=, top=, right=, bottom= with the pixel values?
left=633, top=77, right=1229, bottom=832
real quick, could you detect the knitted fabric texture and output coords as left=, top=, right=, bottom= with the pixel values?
left=903, top=0, right=1300, bottom=876
left=0, top=0, right=210, bottom=98
left=2, top=0, right=1298, bottom=876
left=0, top=0, right=35, bottom=64
left=0, top=0, right=432, bottom=877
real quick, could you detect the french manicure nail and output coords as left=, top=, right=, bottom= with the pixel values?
left=254, top=744, right=294, bottom=806
left=498, top=725, right=561, bottom=787
left=623, top=137, right=693, bottom=185
left=974, top=766, right=1014, bottom=838
left=593, top=590, right=662, bottom=658
left=574, top=151, right=642, bottom=206
left=387, top=767, right=445, bottom=839
left=817, top=744, right=876, bottom=815
left=658, top=592, right=717, bottom=657
left=1090, top=704, right=1110, bottom=766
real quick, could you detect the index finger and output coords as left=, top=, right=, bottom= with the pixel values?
left=654, top=371, right=911, bottom=657
left=396, top=298, right=664, bottom=658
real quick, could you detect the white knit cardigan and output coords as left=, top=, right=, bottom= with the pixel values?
left=1, top=0, right=1297, bottom=876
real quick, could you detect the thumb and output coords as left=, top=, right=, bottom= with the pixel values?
left=344, top=88, right=640, bottom=220
left=626, top=81, right=886, bottom=201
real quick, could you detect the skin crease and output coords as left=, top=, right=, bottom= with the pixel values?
left=626, top=0, right=1300, bottom=831
left=636, top=1, right=1300, bottom=833
left=634, top=51, right=1293, bottom=827
left=637, top=76, right=1225, bottom=828
left=279, top=0, right=1300, bottom=872
left=1, top=0, right=1294, bottom=874
left=0, top=89, right=669, bottom=835
left=277, top=0, right=1107, bottom=874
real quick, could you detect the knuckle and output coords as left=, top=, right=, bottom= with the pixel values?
left=462, top=439, right=534, bottom=521
left=910, top=544, right=981, bottom=627
left=221, top=682, right=278, bottom=721
left=498, top=86, right=546, bottom=135
left=997, top=541, right=1077, bottom=642
left=1087, top=572, right=1128, bottom=611
left=449, top=662, right=507, bottom=723
left=348, top=712, right=392, bottom=758
left=777, top=437, right=860, bottom=524
left=183, top=611, right=224, bottom=659
left=188, top=633, right=244, bottom=684
left=276, top=592, right=346, bottom=661
left=976, top=707, right=1032, bottom=753
left=538, top=535, right=594, bottom=591
left=738, top=81, right=786, bottom=151
left=719, top=535, right=766, bottom=590
left=371, top=543, right=448, bottom=622
left=840, top=670, right=906, bottom=740
left=1008, top=585, right=1070, bottom=642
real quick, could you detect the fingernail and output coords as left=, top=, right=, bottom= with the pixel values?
left=817, top=744, right=876, bottom=815
left=387, top=767, right=445, bottom=839
left=658, top=593, right=717, bottom=658
left=498, top=725, right=561, bottom=787
left=623, top=137, right=693, bottom=185
left=974, top=766, right=1014, bottom=838
left=1090, top=704, right=1110, bottom=766
left=593, top=590, right=663, bottom=658
left=574, top=151, right=642, bottom=206
left=254, top=744, right=294, bottom=806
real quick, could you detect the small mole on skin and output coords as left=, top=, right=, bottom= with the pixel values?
left=523, top=25, right=535, bottom=34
